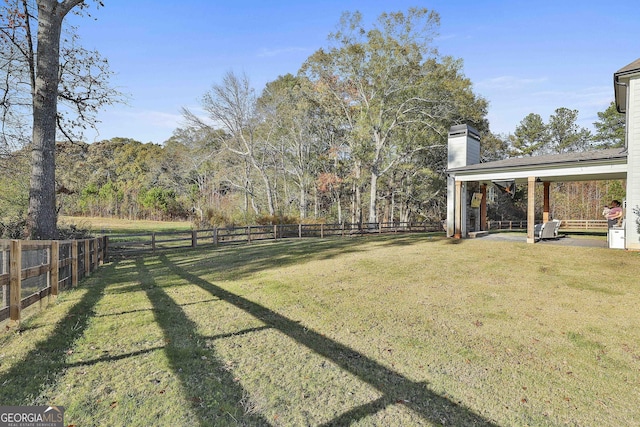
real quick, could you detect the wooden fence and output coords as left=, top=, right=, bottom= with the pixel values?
left=106, top=221, right=443, bottom=259
left=486, top=219, right=608, bottom=231
left=0, top=237, right=107, bottom=325
left=558, top=219, right=608, bottom=230
left=105, top=219, right=610, bottom=259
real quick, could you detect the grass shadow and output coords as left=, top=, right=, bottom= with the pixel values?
left=0, top=262, right=113, bottom=404
left=135, top=257, right=270, bottom=426
left=159, top=253, right=498, bottom=426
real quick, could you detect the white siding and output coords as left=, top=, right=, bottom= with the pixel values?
left=448, top=136, right=480, bottom=169
left=626, top=77, right=640, bottom=249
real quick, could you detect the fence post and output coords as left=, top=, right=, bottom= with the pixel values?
left=72, top=240, right=78, bottom=287
left=51, top=241, right=59, bottom=297
left=321, top=223, right=324, bottom=239
left=273, top=225, right=277, bottom=240
left=9, top=240, right=22, bottom=324
left=152, top=232, right=156, bottom=252
left=192, top=230, right=197, bottom=248
left=103, top=236, right=109, bottom=263
left=84, top=240, right=90, bottom=276
left=213, top=228, right=218, bottom=246
left=341, top=222, right=344, bottom=237
left=299, top=223, right=302, bottom=238
left=247, top=226, right=252, bottom=244
left=93, top=238, right=99, bottom=271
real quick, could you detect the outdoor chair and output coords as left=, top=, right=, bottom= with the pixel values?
left=536, top=219, right=562, bottom=241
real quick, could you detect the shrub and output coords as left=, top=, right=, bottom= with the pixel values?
left=0, top=217, right=26, bottom=239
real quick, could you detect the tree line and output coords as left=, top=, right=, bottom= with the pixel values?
left=0, top=98, right=625, bottom=235
left=0, top=5, right=626, bottom=238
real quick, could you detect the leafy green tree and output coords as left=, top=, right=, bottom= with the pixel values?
left=140, top=187, right=182, bottom=219
left=481, top=132, right=510, bottom=162
left=0, top=150, right=30, bottom=224
left=78, top=182, right=99, bottom=216
left=509, top=113, right=549, bottom=156
left=547, top=107, right=592, bottom=153
left=164, top=126, right=226, bottom=223
left=97, top=180, right=122, bottom=217
left=301, top=8, right=487, bottom=224
left=593, top=101, right=625, bottom=148
left=258, top=74, right=329, bottom=218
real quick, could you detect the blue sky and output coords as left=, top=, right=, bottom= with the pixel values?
left=68, top=0, right=640, bottom=145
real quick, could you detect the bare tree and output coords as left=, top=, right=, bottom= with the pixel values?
left=184, top=71, right=278, bottom=217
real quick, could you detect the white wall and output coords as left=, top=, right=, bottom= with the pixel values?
left=626, top=77, right=640, bottom=249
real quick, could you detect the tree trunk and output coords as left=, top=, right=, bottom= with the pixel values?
left=299, top=183, right=307, bottom=218
left=27, top=3, right=64, bottom=239
left=26, top=0, right=84, bottom=239
left=367, top=132, right=385, bottom=226
left=262, top=172, right=275, bottom=216
left=368, top=166, right=379, bottom=226
left=352, top=161, right=362, bottom=229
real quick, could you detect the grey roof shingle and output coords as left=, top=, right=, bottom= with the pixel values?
left=447, top=148, right=627, bottom=173
left=616, top=58, right=640, bottom=76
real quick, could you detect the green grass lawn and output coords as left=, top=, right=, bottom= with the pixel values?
left=1, top=234, right=639, bottom=426
left=59, top=215, right=193, bottom=235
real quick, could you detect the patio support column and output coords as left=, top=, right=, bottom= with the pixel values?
left=543, top=181, right=550, bottom=223
left=480, top=183, right=487, bottom=231
left=454, top=180, right=462, bottom=238
left=527, top=176, right=536, bottom=243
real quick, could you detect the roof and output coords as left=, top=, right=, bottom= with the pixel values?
left=448, top=148, right=627, bottom=173
left=616, top=58, right=640, bottom=75
left=614, top=58, right=640, bottom=113
left=447, top=148, right=628, bottom=183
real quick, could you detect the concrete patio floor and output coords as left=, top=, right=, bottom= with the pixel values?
left=477, top=231, right=609, bottom=248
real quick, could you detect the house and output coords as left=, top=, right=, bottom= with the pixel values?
left=446, top=59, right=640, bottom=250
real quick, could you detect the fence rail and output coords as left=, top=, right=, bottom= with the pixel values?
left=486, top=219, right=608, bottom=231
left=106, top=221, right=444, bottom=258
left=559, top=219, right=608, bottom=230
left=0, top=237, right=106, bottom=324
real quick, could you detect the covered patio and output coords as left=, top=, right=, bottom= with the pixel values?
left=446, top=146, right=627, bottom=243
left=445, top=58, right=640, bottom=250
